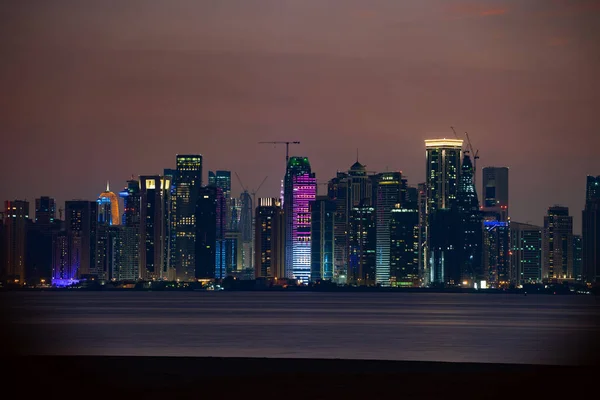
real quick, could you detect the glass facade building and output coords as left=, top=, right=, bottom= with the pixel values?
left=310, top=196, right=336, bottom=282
left=175, top=154, right=203, bottom=281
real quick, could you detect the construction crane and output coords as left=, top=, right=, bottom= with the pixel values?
left=234, top=172, right=268, bottom=210
left=258, top=141, right=301, bottom=165
left=450, top=126, right=468, bottom=154
left=464, top=131, right=480, bottom=188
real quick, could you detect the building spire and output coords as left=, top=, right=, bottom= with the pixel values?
left=106, top=180, right=110, bottom=192
left=356, top=148, right=359, bottom=163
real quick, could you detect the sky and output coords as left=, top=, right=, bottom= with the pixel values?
left=1, top=0, right=599, bottom=233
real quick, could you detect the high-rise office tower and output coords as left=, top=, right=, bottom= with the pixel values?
left=455, top=154, right=483, bottom=285
left=310, top=196, right=335, bottom=282
left=208, top=171, right=216, bottom=186
left=327, top=159, right=374, bottom=283
left=429, top=208, right=461, bottom=285
left=119, top=179, right=141, bottom=280
left=510, top=222, right=542, bottom=285
left=97, top=182, right=121, bottom=226
left=195, top=186, right=217, bottom=279
left=417, top=183, right=427, bottom=284
left=28, top=197, right=58, bottom=284
left=215, top=187, right=227, bottom=279
left=175, top=154, right=203, bottom=281
left=2, top=200, right=29, bottom=284
left=35, top=197, right=56, bottom=229
left=583, top=175, right=600, bottom=284
left=573, top=234, right=582, bottom=282
left=95, top=182, right=123, bottom=282
left=425, top=139, right=463, bottom=286
left=224, top=230, right=242, bottom=275
left=238, top=191, right=253, bottom=271
left=543, top=206, right=574, bottom=280
left=375, top=171, right=404, bottom=286
left=347, top=201, right=376, bottom=285
left=483, top=219, right=511, bottom=287
left=64, top=200, right=97, bottom=280
left=482, top=167, right=509, bottom=221
left=328, top=171, right=349, bottom=282
left=425, top=139, right=463, bottom=214
left=51, top=231, right=73, bottom=286
left=254, top=198, right=285, bottom=279
left=283, top=157, right=316, bottom=283
left=389, top=205, right=419, bottom=287
left=139, top=175, right=172, bottom=281
left=120, top=179, right=141, bottom=227
left=163, top=168, right=178, bottom=275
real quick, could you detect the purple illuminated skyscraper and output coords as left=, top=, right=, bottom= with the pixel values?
left=283, top=157, right=316, bottom=283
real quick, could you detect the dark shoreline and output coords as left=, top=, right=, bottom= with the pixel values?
left=9, top=356, right=598, bottom=398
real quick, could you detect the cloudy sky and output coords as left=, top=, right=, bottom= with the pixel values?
left=1, top=0, right=599, bottom=232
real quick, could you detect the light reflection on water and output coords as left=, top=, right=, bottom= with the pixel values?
left=7, top=291, right=599, bottom=365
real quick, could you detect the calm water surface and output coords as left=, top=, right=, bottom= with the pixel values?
left=6, top=291, right=599, bottom=365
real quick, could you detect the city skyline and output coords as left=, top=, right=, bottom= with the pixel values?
left=1, top=0, right=599, bottom=234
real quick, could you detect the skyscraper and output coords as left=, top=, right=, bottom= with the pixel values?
left=389, top=206, right=419, bottom=287
left=375, top=171, right=404, bottom=286
left=51, top=230, right=73, bottom=286
left=2, top=200, right=29, bottom=284
left=97, top=182, right=121, bottom=226
left=347, top=201, right=376, bottom=285
left=327, top=159, right=374, bottom=283
left=425, top=139, right=463, bottom=286
left=543, top=206, right=574, bottom=281
left=65, top=200, right=97, bottom=280
left=425, top=139, right=463, bottom=214
left=573, top=234, right=582, bottom=282
left=583, top=175, right=600, bottom=284
left=510, top=222, right=542, bottom=285
left=35, top=196, right=56, bottom=229
left=215, top=187, right=227, bottom=279
left=482, top=219, right=510, bottom=287
left=429, top=208, right=461, bottom=285
left=139, top=175, right=172, bottom=280
left=119, top=179, right=141, bottom=280
left=195, top=186, right=217, bottom=279
left=328, top=171, right=349, bottom=282
left=254, top=197, right=285, bottom=279
left=482, top=167, right=509, bottom=221
left=238, top=191, right=253, bottom=271
left=175, top=154, right=203, bottom=281
left=310, top=196, right=335, bottom=282
left=455, top=154, right=483, bottom=285
left=283, top=156, right=316, bottom=283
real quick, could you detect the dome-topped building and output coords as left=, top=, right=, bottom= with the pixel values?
left=97, top=181, right=121, bottom=225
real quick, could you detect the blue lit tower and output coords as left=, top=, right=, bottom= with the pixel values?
left=283, top=156, right=316, bottom=282
left=175, top=155, right=203, bottom=281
